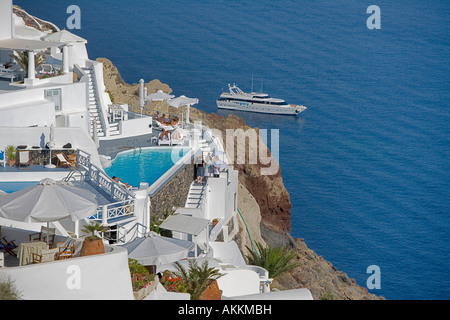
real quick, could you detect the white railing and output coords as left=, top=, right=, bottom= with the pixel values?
left=89, top=199, right=135, bottom=225
left=115, top=222, right=148, bottom=244
left=77, top=149, right=135, bottom=202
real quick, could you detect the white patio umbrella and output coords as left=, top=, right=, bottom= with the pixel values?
left=0, top=178, right=98, bottom=247
left=42, top=29, right=87, bottom=44
left=168, top=95, right=199, bottom=125
left=147, top=90, right=175, bottom=115
left=120, top=231, right=195, bottom=266
left=146, top=90, right=175, bottom=102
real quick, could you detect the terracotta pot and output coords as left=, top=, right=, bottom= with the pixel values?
left=9, top=159, right=15, bottom=167
left=198, top=280, right=221, bottom=300
left=80, top=238, right=104, bottom=256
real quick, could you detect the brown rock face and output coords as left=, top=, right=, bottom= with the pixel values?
left=187, top=108, right=292, bottom=233
left=13, top=5, right=58, bottom=33
left=96, top=57, right=172, bottom=110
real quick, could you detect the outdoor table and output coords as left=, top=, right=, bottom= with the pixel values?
left=18, top=241, right=47, bottom=266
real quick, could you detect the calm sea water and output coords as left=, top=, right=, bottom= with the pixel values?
left=18, top=0, right=450, bottom=300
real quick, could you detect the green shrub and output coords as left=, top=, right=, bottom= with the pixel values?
left=128, top=259, right=155, bottom=291
left=245, top=241, right=300, bottom=279
left=0, top=276, right=22, bottom=300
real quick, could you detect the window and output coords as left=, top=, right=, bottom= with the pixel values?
left=44, top=89, right=62, bottom=111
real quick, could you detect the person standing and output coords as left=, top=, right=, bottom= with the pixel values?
left=194, top=156, right=205, bottom=184
left=204, top=153, right=212, bottom=182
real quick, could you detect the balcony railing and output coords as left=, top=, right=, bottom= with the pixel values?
left=76, top=149, right=135, bottom=202
left=89, top=199, right=135, bottom=225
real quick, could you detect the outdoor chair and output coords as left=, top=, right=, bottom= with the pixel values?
left=18, top=150, right=31, bottom=169
left=0, top=150, right=5, bottom=167
left=0, top=236, right=18, bottom=256
left=32, top=252, right=42, bottom=264
left=29, top=226, right=56, bottom=248
left=55, top=153, right=78, bottom=169
left=55, top=244, right=75, bottom=260
left=38, top=64, right=53, bottom=75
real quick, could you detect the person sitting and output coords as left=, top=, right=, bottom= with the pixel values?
left=172, top=130, right=181, bottom=140
left=159, top=128, right=170, bottom=140
left=169, top=116, right=179, bottom=126
left=158, top=113, right=167, bottom=125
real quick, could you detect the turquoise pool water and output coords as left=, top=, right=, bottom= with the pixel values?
left=0, top=181, right=39, bottom=193
left=104, top=147, right=191, bottom=188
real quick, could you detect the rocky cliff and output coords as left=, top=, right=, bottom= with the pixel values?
left=98, top=57, right=383, bottom=300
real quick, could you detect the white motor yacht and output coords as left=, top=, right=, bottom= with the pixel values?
left=217, top=83, right=306, bottom=115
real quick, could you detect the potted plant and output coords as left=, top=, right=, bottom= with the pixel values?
left=80, top=222, right=107, bottom=256
left=5, top=145, right=16, bottom=167
left=173, top=259, right=223, bottom=300
left=129, top=259, right=158, bottom=300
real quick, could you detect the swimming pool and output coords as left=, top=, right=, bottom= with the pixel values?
left=0, top=181, right=39, bottom=193
left=104, top=147, right=191, bottom=188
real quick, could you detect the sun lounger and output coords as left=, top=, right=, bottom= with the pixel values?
left=117, top=181, right=135, bottom=190
left=158, top=131, right=172, bottom=146
left=18, top=150, right=31, bottom=169
left=171, top=130, right=184, bottom=146
left=55, top=153, right=78, bottom=169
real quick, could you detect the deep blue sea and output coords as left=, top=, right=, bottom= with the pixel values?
left=18, top=0, right=450, bottom=300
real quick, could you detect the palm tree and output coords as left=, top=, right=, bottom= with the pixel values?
left=245, top=241, right=300, bottom=279
left=173, top=259, right=223, bottom=300
left=9, top=49, right=46, bottom=76
left=80, top=222, right=107, bottom=240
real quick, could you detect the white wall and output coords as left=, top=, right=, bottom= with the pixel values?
left=0, top=100, right=55, bottom=127
left=217, top=269, right=261, bottom=298
left=0, top=126, right=101, bottom=167
left=0, top=0, right=13, bottom=40
left=68, top=43, right=89, bottom=69
left=0, top=86, right=49, bottom=108
left=206, top=168, right=238, bottom=222
left=118, top=116, right=153, bottom=139
left=1, top=243, right=134, bottom=300
left=0, top=79, right=89, bottom=133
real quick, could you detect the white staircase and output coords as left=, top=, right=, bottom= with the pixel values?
left=198, top=138, right=212, bottom=153
left=185, top=181, right=206, bottom=208
left=83, top=67, right=106, bottom=137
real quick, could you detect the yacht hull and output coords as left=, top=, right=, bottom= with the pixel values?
left=216, top=101, right=306, bottom=116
